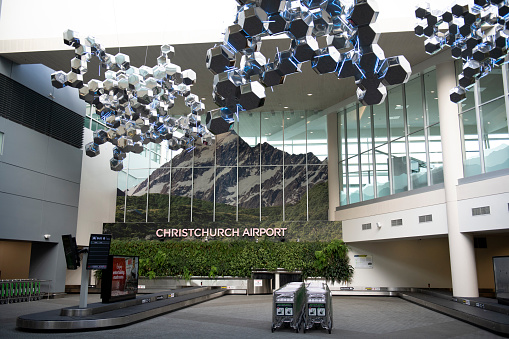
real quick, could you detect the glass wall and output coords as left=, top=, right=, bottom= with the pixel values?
left=338, top=69, right=444, bottom=206
left=111, top=110, right=329, bottom=222
left=459, top=64, right=509, bottom=176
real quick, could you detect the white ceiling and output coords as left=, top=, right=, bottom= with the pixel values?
left=1, top=31, right=434, bottom=116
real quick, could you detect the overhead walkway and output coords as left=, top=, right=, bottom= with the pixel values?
left=16, top=286, right=226, bottom=331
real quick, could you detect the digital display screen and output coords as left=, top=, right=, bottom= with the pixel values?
left=62, top=234, right=79, bottom=270
left=101, top=255, right=139, bottom=303
left=110, top=256, right=139, bottom=298
left=87, top=234, right=112, bottom=270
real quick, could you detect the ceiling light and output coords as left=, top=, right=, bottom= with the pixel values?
left=283, top=106, right=289, bottom=109
left=307, top=93, right=313, bottom=96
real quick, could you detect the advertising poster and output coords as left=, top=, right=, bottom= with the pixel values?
left=107, top=256, right=139, bottom=301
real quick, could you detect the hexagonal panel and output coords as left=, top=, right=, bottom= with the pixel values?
left=240, top=52, right=267, bottom=77
left=358, top=44, right=385, bottom=75
left=267, top=13, right=287, bottom=35
left=356, top=81, right=386, bottom=106
left=291, top=36, right=319, bottom=63
left=182, top=69, right=197, bottom=85
left=450, top=86, right=467, bottom=103
left=206, top=45, right=236, bottom=75
left=110, top=158, right=123, bottom=171
left=51, top=71, right=67, bottom=89
left=311, top=46, right=341, bottom=74
left=206, top=110, right=234, bottom=135
left=85, top=142, right=100, bottom=157
left=238, top=5, right=268, bottom=37
left=260, top=62, right=286, bottom=87
left=238, top=81, right=266, bottom=110
left=287, top=12, right=314, bottom=39
left=213, top=69, right=244, bottom=102
left=349, top=0, right=379, bottom=27
left=357, top=23, right=380, bottom=46
left=274, top=50, right=302, bottom=75
left=380, top=55, right=411, bottom=86
left=224, top=24, right=249, bottom=52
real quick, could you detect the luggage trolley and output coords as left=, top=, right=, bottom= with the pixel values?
left=271, top=282, right=306, bottom=332
left=303, top=281, right=333, bottom=334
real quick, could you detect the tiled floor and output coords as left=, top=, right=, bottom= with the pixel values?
left=0, top=294, right=504, bottom=338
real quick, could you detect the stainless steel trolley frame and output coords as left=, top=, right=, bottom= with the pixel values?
left=271, top=282, right=306, bottom=332
left=303, top=281, right=333, bottom=333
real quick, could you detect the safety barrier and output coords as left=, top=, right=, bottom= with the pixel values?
left=0, top=279, right=46, bottom=304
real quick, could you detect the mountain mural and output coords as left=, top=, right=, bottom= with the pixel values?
left=127, top=131, right=328, bottom=209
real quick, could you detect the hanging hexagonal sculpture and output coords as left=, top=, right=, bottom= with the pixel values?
left=50, top=31, right=215, bottom=171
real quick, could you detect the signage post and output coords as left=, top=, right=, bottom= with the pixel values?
left=79, top=251, right=89, bottom=309
left=78, top=234, right=112, bottom=309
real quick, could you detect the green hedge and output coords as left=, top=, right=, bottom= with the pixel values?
left=110, top=239, right=353, bottom=283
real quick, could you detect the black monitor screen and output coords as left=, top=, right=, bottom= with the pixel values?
left=62, top=234, right=79, bottom=270
left=87, top=234, right=112, bottom=270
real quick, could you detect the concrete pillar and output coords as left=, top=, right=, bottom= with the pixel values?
left=436, top=61, right=479, bottom=298
left=327, top=113, right=340, bottom=221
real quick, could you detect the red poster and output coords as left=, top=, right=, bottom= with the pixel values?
left=111, top=257, right=126, bottom=295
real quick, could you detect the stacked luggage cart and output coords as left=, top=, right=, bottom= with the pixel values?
left=0, top=279, right=43, bottom=304
left=271, top=281, right=333, bottom=334
left=271, top=282, right=306, bottom=332
left=303, top=281, right=333, bottom=334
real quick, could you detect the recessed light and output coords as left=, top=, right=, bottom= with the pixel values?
left=283, top=106, right=289, bottom=109
left=307, top=93, right=313, bottom=96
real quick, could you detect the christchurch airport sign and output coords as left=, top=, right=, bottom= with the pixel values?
left=156, top=227, right=288, bottom=239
